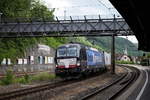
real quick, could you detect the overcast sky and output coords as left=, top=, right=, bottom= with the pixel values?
left=42, top=0, right=138, bottom=43
left=42, top=0, right=119, bottom=17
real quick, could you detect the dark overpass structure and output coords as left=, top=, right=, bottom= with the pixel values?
left=0, top=17, right=132, bottom=37
left=109, top=0, right=150, bottom=51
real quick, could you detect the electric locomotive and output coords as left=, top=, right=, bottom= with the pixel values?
left=55, top=42, right=107, bottom=78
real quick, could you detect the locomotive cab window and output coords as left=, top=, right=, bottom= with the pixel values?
left=57, top=47, right=67, bottom=57
left=67, top=47, right=77, bottom=56
left=57, top=46, right=78, bottom=57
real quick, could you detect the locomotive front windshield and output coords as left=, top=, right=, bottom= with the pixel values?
left=68, top=47, right=77, bottom=56
left=57, top=46, right=78, bottom=57
left=57, top=48, right=67, bottom=57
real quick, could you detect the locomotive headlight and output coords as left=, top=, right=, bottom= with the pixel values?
left=77, top=62, right=80, bottom=66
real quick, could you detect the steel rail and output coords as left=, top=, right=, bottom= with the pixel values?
left=108, top=66, right=139, bottom=100
left=80, top=65, right=140, bottom=100
left=0, top=71, right=106, bottom=100
left=0, top=79, right=78, bottom=100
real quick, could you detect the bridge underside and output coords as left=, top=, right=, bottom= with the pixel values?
left=0, top=18, right=132, bottom=37
left=110, top=0, right=150, bottom=51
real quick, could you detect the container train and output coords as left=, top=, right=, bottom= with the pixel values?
left=55, top=42, right=111, bottom=78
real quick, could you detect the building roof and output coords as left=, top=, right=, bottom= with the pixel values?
left=116, top=53, right=132, bottom=61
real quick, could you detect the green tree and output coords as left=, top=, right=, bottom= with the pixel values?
left=0, top=0, right=33, bottom=18
left=30, top=0, right=54, bottom=19
left=0, top=0, right=55, bottom=62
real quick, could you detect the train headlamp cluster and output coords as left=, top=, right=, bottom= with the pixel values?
left=77, top=62, right=80, bottom=66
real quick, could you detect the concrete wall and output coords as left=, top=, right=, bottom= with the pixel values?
left=0, top=64, right=55, bottom=74
left=0, top=44, right=56, bottom=74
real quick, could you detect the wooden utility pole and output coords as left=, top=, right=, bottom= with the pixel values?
left=111, top=34, right=115, bottom=74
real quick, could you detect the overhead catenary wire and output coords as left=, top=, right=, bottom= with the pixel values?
left=96, top=0, right=115, bottom=16
left=48, top=4, right=111, bottom=10
left=47, top=0, right=121, bottom=19
left=96, top=0, right=121, bottom=17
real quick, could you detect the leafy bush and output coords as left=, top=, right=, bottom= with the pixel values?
left=0, top=69, right=15, bottom=85
left=15, top=77, right=27, bottom=84
left=15, top=72, right=55, bottom=84
left=15, top=74, right=30, bottom=84
left=0, top=71, right=56, bottom=85
left=24, top=74, right=30, bottom=83
left=31, top=72, right=56, bottom=81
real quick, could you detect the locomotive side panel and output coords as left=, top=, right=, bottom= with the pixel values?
left=86, top=49, right=105, bottom=69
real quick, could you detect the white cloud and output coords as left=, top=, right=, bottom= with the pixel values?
left=118, top=36, right=138, bottom=43
left=43, top=0, right=70, bottom=8
left=42, top=0, right=119, bottom=17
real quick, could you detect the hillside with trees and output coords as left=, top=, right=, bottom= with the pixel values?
left=0, top=0, right=144, bottom=63
left=87, top=37, right=144, bottom=56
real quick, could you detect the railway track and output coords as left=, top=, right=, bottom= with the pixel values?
left=0, top=78, right=80, bottom=100
left=0, top=72, right=105, bottom=100
left=80, top=65, right=140, bottom=100
left=0, top=65, right=139, bottom=100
